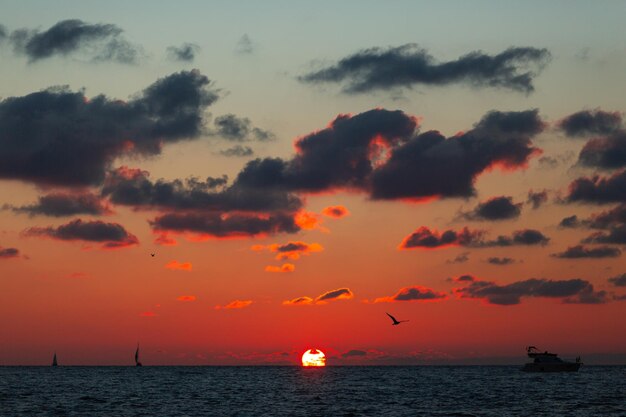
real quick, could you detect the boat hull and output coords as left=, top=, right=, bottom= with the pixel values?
left=521, top=362, right=581, bottom=372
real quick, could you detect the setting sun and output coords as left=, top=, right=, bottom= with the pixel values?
left=301, top=349, right=326, bottom=367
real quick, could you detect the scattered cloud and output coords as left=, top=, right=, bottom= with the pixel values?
left=235, top=34, right=255, bottom=54
left=213, top=114, right=275, bottom=142
left=219, top=145, right=254, bottom=157
left=255, top=241, right=323, bottom=260
left=167, top=43, right=200, bottom=62
left=399, top=227, right=548, bottom=249
left=0, top=246, right=20, bottom=259
left=455, top=277, right=608, bottom=305
left=566, top=169, right=626, bottom=203
left=527, top=189, right=548, bottom=209
left=316, top=288, right=353, bottom=303
left=342, top=349, right=367, bottom=358
left=165, top=261, right=193, bottom=271
left=282, top=296, right=313, bottom=306
left=264, top=263, right=295, bottom=273
left=487, top=257, right=516, bottom=265
left=461, top=196, right=522, bottom=221
left=551, top=245, right=621, bottom=259
left=321, top=205, right=350, bottom=219
left=582, top=225, right=626, bottom=245
left=0, top=70, right=218, bottom=186
left=374, top=286, right=447, bottom=303
left=215, top=300, right=253, bottom=309
left=559, top=215, right=580, bottom=228
left=9, top=19, right=142, bottom=63
left=299, top=44, right=550, bottom=94
left=608, top=273, right=626, bottom=287
left=23, top=219, right=138, bottom=249
left=446, top=252, right=470, bottom=264
left=6, top=192, right=111, bottom=217
left=558, top=109, right=622, bottom=137
left=578, top=131, right=626, bottom=170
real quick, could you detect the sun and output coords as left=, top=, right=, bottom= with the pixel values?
left=301, top=348, right=326, bottom=367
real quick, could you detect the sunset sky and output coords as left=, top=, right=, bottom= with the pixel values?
left=1, top=1, right=626, bottom=365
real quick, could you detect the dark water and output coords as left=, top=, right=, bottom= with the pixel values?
left=1, top=366, right=625, bottom=416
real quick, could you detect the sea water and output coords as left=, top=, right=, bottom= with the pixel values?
left=1, top=366, right=625, bottom=416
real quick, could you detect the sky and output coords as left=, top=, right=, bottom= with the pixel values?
left=1, top=0, right=626, bottom=366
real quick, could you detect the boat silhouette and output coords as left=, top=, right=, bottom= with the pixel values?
left=135, top=345, right=142, bottom=367
left=521, top=346, right=582, bottom=372
left=52, top=352, right=58, bottom=367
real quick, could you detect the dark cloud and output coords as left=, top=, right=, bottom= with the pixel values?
left=384, top=286, right=447, bottom=302
left=321, top=205, right=349, bottom=219
left=400, top=226, right=484, bottom=249
left=582, top=225, right=626, bottom=245
left=559, top=215, right=580, bottom=228
left=551, top=245, right=621, bottom=259
left=463, top=196, right=522, bottom=220
left=476, top=229, right=550, bottom=247
left=0, top=70, right=218, bottom=186
left=537, top=152, right=575, bottom=169
left=219, top=145, right=254, bottom=157
left=234, top=109, right=543, bottom=201
left=370, top=110, right=544, bottom=199
left=559, top=110, right=622, bottom=137
left=167, top=43, right=200, bottom=62
left=7, top=192, right=110, bottom=217
left=9, top=19, right=141, bottom=63
left=150, top=212, right=299, bottom=238
left=299, top=44, right=550, bottom=94
left=608, top=273, right=626, bottom=287
left=0, top=24, right=6, bottom=40
left=586, top=204, right=626, bottom=229
left=258, top=241, right=323, bottom=260
left=578, top=132, right=626, bottom=169
left=235, top=34, right=254, bottom=54
left=566, top=169, right=626, bottom=203
left=213, top=114, right=275, bottom=142
left=0, top=247, right=20, bottom=259
left=487, top=257, right=516, bottom=265
left=446, top=252, right=470, bottom=264
left=316, top=288, right=353, bottom=302
left=24, top=219, right=138, bottom=249
left=455, top=277, right=608, bottom=305
left=102, top=167, right=302, bottom=213
left=527, top=189, right=548, bottom=209
left=342, top=350, right=367, bottom=358
left=455, top=274, right=475, bottom=282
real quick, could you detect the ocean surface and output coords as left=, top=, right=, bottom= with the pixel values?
left=1, top=366, right=625, bottom=416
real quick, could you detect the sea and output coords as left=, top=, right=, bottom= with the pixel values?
left=1, top=366, right=625, bottom=416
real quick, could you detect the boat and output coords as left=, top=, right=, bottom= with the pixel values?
left=52, top=352, right=58, bottom=367
left=521, top=346, right=582, bottom=372
left=135, top=345, right=142, bottom=367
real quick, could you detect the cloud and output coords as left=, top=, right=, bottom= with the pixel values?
left=316, top=288, right=353, bottom=303
left=0, top=247, right=20, bottom=259
left=578, top=131, right=626, bottom=169
left=455, top=277, right=608, bottom=305
left=374, top=286, right=447, bottom=303
left=582, top=225, right=626, bottom=245
left=400, top=226, right=484, bottom=249
left=213, top=114, right=275, bottom=142
left=462, top=196, right=522, bottom=220
left=155, top=233, right=177, bottom=246
left=566, top=169, right=626, bottom=203
left=608, top=273, right=626, bottom=287
left=165, top=260, right=193, bottom=271
left=235, top=34, right=255, bottom=54
left=585, top=204, right=626, bottom=229
left=219, top=145, right=254, bottom=157
left=399, top=227, right=548, bottom=249
left=102, top=167, right=301, bottom=213
left=150, top=212, right=300, bottom=238
left=167, top=43, right=200, bottom=62
left=559, top=215, right=580, bottom=228
left=256, top=241, right=323, bottom=260
left=0, top=24, right=6, bottom=40
left=9, top=19, right=141, bottom=63
left=23, top=219, right=138, bottom=249
left=299, top=44, right=550, bottom=94
left=551, top=245, right=621, bottom=259
left=342, top=350, right=367, bottom=358
left=6, top=192, right=111, bottom=217
left=215, top=300, right=253, bottom=309
left=282, top=296, right=313, bottom=306
left=176, top=295, right=196, bottom=302
left=234, top=109, right=543, bottom=201
left=558, top=109, right=622, bottom=137
left=446, top=252, right=470, bottom=264
left=454, top=274, right=476, bottom=282
left=487, top=257, right=516, bottom=265
left=264, top=263, right=295, bottom=273
left=527, top=189, right=548, bottom=209
left=0, top=70, right=218, bottom=186
left=321, top=205, right=350, bottom=219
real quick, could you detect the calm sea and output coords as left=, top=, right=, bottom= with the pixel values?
left=1, top=366, right=625, bottom=416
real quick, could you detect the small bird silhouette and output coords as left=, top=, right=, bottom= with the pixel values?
left=150, top=253, right=155, bottom=257
left=386, top=312, right=409, bottom=326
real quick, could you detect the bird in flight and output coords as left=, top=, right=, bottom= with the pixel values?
left=386, top=312, right=409, bottom=326
left=150, top=253, right=156, bottom=257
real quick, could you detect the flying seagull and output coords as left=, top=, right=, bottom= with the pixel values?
left=151, top=253, right=156, bottom=257
left=386, top=312, right=409, bottom=326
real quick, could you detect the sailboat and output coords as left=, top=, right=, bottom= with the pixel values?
left=52, top=352, right=58, bottom=367
left=135, top=345, right=142, bottom=367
